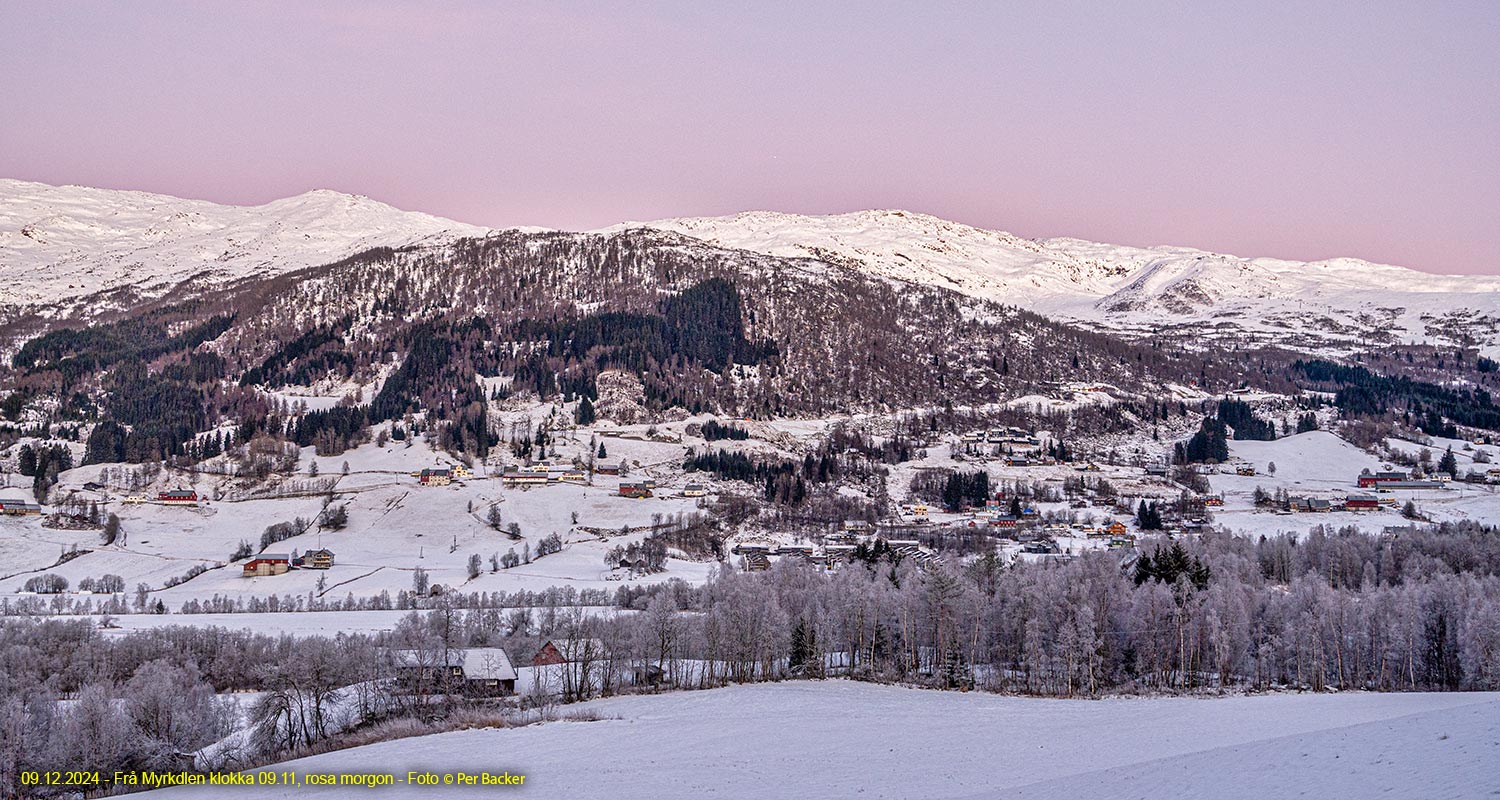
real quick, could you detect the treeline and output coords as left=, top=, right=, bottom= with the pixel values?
left=1216, top=398, right=1275, bottom=440
left=683, top=435, right=895, bottom=507
left=17, top=443, right=73, bottom=500
left=1177, top=417, right=1229, bottom=464
left=509, top=278, right=779, bottom=413
left=1295, top=358, right=1500, bottom=434
left=6, top=520, right=1500, bottom=793
left=700, top=419, right=749, bottom=441
left=11, top=310, right=234, bottom=384
left=239, top=315, right=354, bottom=388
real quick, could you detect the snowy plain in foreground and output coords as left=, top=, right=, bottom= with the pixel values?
left=150, top=681, right=1500, bottom=800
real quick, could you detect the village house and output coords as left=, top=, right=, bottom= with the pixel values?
left=559, top=470, right=588, bottom=484
left=450, top=464, right=474, bottom=479
left=682, top=483, right=707, bottom=497
left=1292, top=497, right=1332, bottom=513
left=302, top=548, right=335, bottom=569
left=458, top=648, right=518, bottom=695
left=618, top=482, right=652, bottom=498
left=418, top=468, right=453, bottom=486
left=532, top=639, right=608, bottom=667
left=824, top=543, right=856, bottom=567
left=595, top=462, right=622, bottom=476
left=629, top=664, right=666, bottom=687
left=242, top=554, right=291, bottom=577
left=614, top=554, right=648, bottom=572
left=392, top=648, right=517, bottom=696
left=1105, top=520, right=1128, bottom=537
left=502, top=470, right=549, bottom=486
left=159, top=489, right=198, bottom=506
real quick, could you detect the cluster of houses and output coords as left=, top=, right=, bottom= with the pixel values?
left=389, top=638, right=673, bottom=699
left=1283, top=494, right=1386, bottom=513
left=734, top=541, right=860, bottom=571
left=118, top=489, right=200, bottom=506
left=416, top=464, right=474, bottom=486
left=241, top=548, right=336, bottom=577
left=618, top=481, right=654, bottom=499
left=961, top=427, right=1042, bottom=447
left=502, top=462, right=588, bottom=486
left=0, top=498, right=42, bottom=516
left=616, top=478, right=707, bottom=499
left=1356, top=470, right=1448, bottom=491
left=734, top=522, right=944, bottom=572
left=1001, top=456, right=1059, bottom=468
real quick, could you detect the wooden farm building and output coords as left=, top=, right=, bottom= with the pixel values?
left=532, top=639, right=607, bottom=667
left=0, top=499, right=42, bottom=515
left=159, top=489, right=198, bottom=505
left=242, top=554, right=291, bottom=577
left=392, top=647, right=517, bottom=696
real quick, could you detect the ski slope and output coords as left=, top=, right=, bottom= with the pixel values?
left=147, top=681, right=1500, bottom=799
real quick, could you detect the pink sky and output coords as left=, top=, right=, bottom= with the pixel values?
left=2, top=1, right=1497, bottom=273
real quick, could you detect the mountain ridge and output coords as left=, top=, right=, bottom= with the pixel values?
left=0, top=178, right=494, bottom=309
left=5, top=179, right=1498, bottom=354
left=631, top=209, right=1500, bottom=353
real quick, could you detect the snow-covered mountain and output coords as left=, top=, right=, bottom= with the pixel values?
left=7, top=178, right=1499, bottom=354
left=0, top=178, right=493, bottom=308
left=633, top=210, right=1500, bottom=353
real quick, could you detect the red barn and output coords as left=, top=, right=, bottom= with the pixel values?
left=1358, top=471, right=1408, bottom=488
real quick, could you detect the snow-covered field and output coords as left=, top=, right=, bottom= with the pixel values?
left=1210, top=431, right=1500, bottom=536
left=0, top=430, right=721, bottom=605
left=149, top=681, right=1500, bottom=799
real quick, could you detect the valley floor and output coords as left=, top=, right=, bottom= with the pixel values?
left=149, top=681, right=1499, bottom=800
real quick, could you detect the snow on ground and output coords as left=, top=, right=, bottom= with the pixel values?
left=4, top=432, right=719, bottom=605
left=636, top=209, right=1500, bottom=354
left=148, top=681, right=1499, bottom=800
left=1211, top=431, right=1500, bottom=536
left=0, top=178, right=494, bottom=308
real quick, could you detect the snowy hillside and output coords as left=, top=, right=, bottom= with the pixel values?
left=635, top=210, right=1500, bottom=353
left=8, top=178, right=1499, bottom=354
left=146, top=681, right=1500, bottom=800
left=0, top=179, right=493, bottom=308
